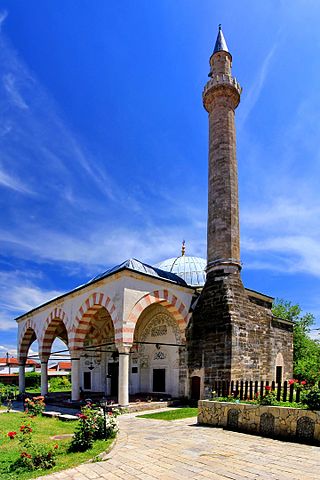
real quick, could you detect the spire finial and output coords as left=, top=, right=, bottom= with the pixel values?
left=213, top=24, right=229, bottom=55
left=181, top=240, right=186, bottom=256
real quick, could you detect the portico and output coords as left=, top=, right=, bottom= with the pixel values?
left=16, top=259, right=193, bottom=406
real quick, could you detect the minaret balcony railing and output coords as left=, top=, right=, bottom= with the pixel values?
left=203, top=74, right=242, bottom=97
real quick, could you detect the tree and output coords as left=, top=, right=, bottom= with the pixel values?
left=272, top=298, right=320, bottom=383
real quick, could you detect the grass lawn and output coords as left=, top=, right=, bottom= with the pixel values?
left=25, top=387, right=71, bottom=394
left=0, top=412, right=114, bottom=480
left=137, top=407, right=198, bottom=421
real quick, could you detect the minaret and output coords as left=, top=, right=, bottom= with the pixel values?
left=187, top=26, right=293, bottom=395
left=203, top=25, right=242, bottom=274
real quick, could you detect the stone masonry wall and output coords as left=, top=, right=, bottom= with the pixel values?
left=187, top=269, right=293, bottom=389
left=198, top=400, right=320, bottom=444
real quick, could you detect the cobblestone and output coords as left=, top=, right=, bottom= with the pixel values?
left=38, top=411, right=320, bottom=480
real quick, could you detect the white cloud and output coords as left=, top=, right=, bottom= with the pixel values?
left=0, top=270, right=63, bottom=331
left=0, top=31, right=121, bottom=204
left=0, top=313, right=17, bottom=331
left=238, top=43, right=277, bottom=127
left=309, top=330, right=320, bottom=341
left=0, top=165, right=33, bottom=193
left=0, top=10, right=7, bottom=31
left=242, top=198, right=320, bottom=230
left=3, top=73, right=29, bottom=109
left=0, top=219, right=206, bottom=269
left=243, top=234, right=320, bottom=277
left=0, top=344, right=17, bottom=356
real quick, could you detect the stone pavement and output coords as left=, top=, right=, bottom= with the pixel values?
left=38, top=410, right=319, bottom=480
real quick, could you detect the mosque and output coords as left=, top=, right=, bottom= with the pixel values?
left=16, top=27, right=293, bottom=406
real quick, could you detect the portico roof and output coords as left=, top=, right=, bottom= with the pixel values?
left=15, top=258, right=191, bottom=321
left=89, top=258, right=188, bottom=287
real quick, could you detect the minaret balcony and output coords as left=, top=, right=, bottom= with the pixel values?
left=203, top=74, right=242, bottom=98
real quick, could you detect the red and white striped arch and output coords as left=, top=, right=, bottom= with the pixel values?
left=39, top=307, right=69, bottom=360
left=18, top=319, right=40, bottom=363
left=69, top=292, right=117, bottom=352
left=117, top=289, right=190, bottom=344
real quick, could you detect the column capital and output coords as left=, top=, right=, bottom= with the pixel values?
left=117, top=344, right=132, bottom=355
left=70, top=349, right=81, bottom=360
left=39, top=353, right=49, bottom=363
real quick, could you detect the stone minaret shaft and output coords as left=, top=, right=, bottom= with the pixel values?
left=203, top=26, right=242, bottom=273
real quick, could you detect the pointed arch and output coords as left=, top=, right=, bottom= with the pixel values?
left=69, top=292, right=118, bottom=351
left=39, top=307, right=69, bottom=359
left=120, top=289, right=190, bottom=344
left=18, top=319, right=39, bottom=363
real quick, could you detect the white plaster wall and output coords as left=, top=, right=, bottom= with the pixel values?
left=122, top=272, right=193, bottom=322
left=135, top=315, right=181, bottom=397
left=18, top=270, right=193, bottom=355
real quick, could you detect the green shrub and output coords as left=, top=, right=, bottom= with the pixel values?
left=0, top=384, right=18, bottom=403
left=25, top=372, right=41, bottom=388
left=49, top=375, right=71, bottom=391
left=304, top=386, right=320, bottom=410
left=259, top=387, right=277, bottom=406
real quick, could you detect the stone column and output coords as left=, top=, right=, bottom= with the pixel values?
left=71, top=355, right=81, bottom=401
left=40, top=361, right=48, bottom=396
left=118, top=345, right=131, bottom=407
left=19, top=363, right=26, bottom=394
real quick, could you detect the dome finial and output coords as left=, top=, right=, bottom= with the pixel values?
left=181, top=240, right=186, bottom=256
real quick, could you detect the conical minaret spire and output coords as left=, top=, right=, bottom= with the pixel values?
left=213, top=24, right=229, bottom=55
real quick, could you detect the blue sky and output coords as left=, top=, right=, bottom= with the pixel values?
left=1, top=0, right=320, bottom=356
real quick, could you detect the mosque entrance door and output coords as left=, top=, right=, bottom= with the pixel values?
left=108, top=363, right=119, bottom=398
left=191, top=376, right=201, bottom=401
left=153, top=368, right=166, bottom=392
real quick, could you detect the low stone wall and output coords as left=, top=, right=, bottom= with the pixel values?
left=198, top=400, right=320, bottom=445
left=125, top=401, right=171, bottom=413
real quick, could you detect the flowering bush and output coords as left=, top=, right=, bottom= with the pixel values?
left=15, top=443, right=57, bottom=471
left=104, top=411, right=119, bottom=438
left=20, top=424, right=33, bottom=434
left=69, top=403, right=118, bottom=452
left=9, top=421, right=58, bottom=472
left=24, top=396, right=45, bottom=416
left=288, top=378, right=298, bottom=386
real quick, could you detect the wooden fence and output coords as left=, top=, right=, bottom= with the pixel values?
left=211, top=380, right=320, bottom=403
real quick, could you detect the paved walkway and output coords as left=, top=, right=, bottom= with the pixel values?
left=39, top=411, right=319, bottom=480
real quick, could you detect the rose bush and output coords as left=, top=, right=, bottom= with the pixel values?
left=69, top=403, right=118, bottom=452
left=24, top=396, right=45, bottom=416
left=9, top=420, right=58, bottom=472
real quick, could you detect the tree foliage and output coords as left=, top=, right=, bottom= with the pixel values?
left=272, top=298, right=320, bottom=383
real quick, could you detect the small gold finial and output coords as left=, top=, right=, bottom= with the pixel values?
left=181, top=240, right=186, bottom=256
